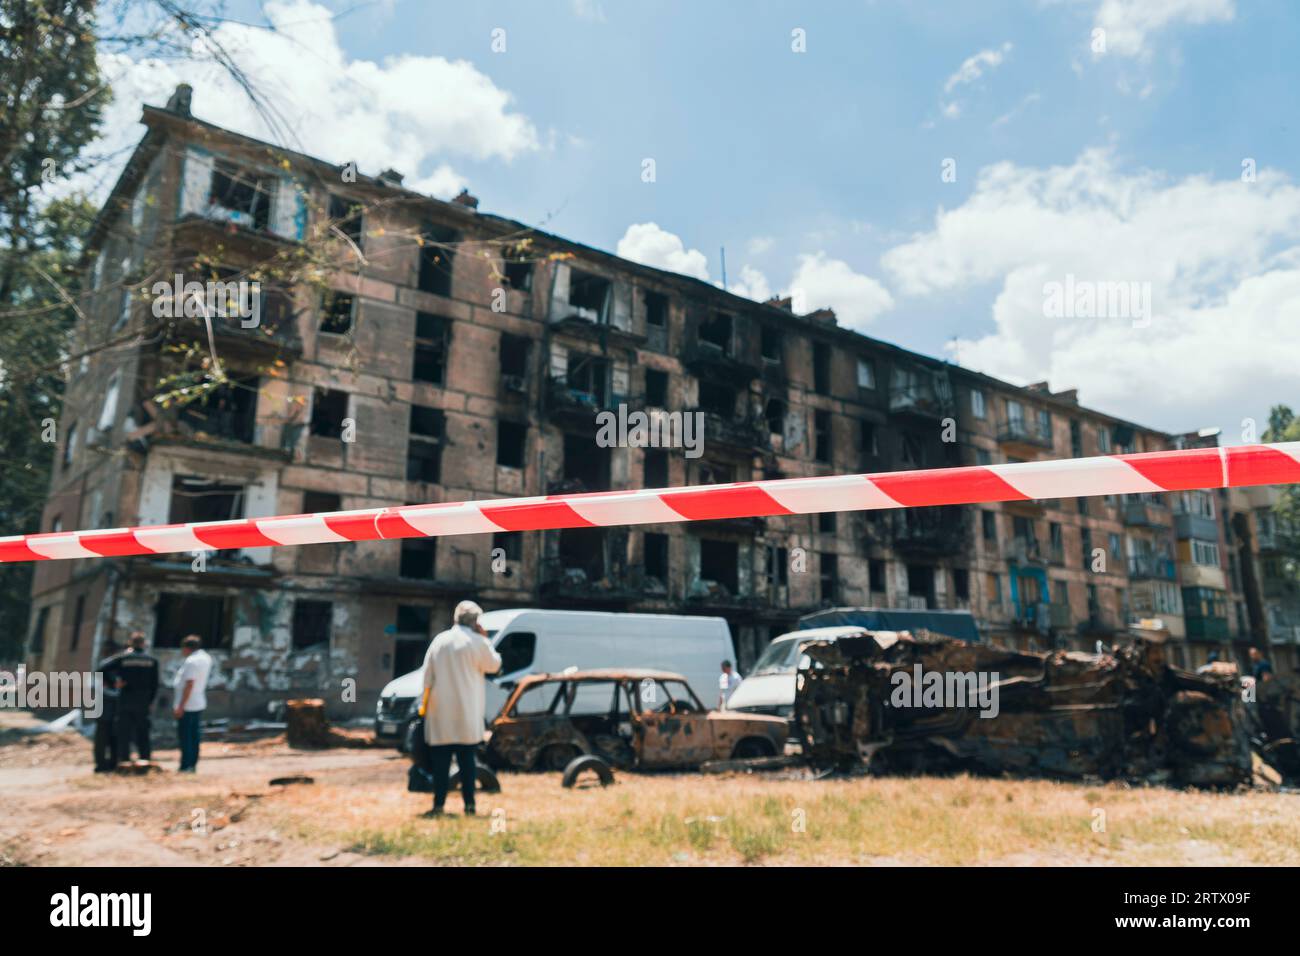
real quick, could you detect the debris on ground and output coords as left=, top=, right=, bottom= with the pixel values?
left=793, top=629, right=1283, bottom=788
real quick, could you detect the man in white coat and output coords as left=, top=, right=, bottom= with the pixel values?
left=418, top=600, right=502, bottom=816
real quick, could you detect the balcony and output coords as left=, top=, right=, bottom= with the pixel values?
left=684, top=578, right=764, bottom=610
left=1127, top=554, right=1176, bottom=580
left=1003, top=536, right=1047, bottom=566
left=158, top=280, right=302, bottom=358
left=1123, top=500, right=1159, bottom=527
left=890, top=507, right=969, bottom=555
left=539, top=557, right=643, bottom=606
left=997, top=417, right=1053, bottom=456
left=546, top=376, right=619, bottom=424
left=683, top=340, right=760, bottom=383
left=888, top=375, right=952, bottom=420
left=1185, top=616, right=1229, bottom=642
left=702, top=412, right=769, bottom=452
left=1174, top=512, right=1218, bottom=542
left=1011, top=601, right=1051, bottom=635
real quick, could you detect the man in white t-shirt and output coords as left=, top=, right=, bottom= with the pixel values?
left=172, top=634, right=213, bottom=773
left=718, top=659, right=743, bottom=709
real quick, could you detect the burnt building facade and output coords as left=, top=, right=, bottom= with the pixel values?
left=24, top=88, right=1296, bottom=717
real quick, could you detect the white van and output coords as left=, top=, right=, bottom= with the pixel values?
left=374, top=608, right=734, bottom=750
left=725, top=626, right=895, bottom=719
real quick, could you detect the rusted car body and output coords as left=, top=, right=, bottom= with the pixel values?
left=484, top=669, right=788, bottom=772
left=794, top=630, right=1258, bottom=787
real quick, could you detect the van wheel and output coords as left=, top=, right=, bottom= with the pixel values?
left=731, top=738, right=775, bottom=760
left=450, top=765, right=501, bottom=794
left=562, top=754, right=614, bottom=789
left=538, top=744, right=581, bottom=772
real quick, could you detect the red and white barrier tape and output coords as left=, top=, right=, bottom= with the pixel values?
left=4, top=443, right=1299, bottom=564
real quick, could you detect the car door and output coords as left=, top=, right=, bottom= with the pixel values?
left=635, top=680, right=714, bottom=768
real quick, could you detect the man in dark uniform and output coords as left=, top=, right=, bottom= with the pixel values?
left=106, top=631, right=160, bottom=765
left=92, top=640, right=122, bottom=772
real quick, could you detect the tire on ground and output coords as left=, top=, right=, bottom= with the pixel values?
left=561, top=753, right=615, bottom=789
left=449, top=765, right=501, bottom=793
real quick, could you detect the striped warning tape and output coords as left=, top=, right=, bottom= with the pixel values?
left=3, top=442, right=1298, bottom=564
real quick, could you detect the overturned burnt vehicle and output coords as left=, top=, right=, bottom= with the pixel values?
left=792, top=630, right=1285, bottom=788
left=483, top=669, right=789, bottom=772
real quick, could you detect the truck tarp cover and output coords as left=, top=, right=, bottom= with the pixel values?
left=798, top=607, right=980, bottom=643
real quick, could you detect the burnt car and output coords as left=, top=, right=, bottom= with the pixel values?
left=484, top=669, right=788, bottom=772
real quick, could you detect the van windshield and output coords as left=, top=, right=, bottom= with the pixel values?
left=752, top=638, right=805, bottom=675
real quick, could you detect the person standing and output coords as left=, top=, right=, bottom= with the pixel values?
left=109, top=632, right=159, bottom=765
left=172, top=634, right=213, bottom=773
left=718, top=659, right=743, bottom=709
left=92, top=639, right=123, bottom=772
left=417, top=601, right=501, bottom=817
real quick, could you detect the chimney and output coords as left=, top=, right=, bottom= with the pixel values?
left=452, top=189, right=479, bottom=210
left=377, top=168, right=405, bottom=187
left=765, top=296, right=794, bottom=312
left=1026, top=381, right=1051, bottom=393
left=165, top=83, right=193, bottom=117
left=807, top=307, right=838, bottom=326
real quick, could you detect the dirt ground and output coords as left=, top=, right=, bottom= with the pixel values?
left=3, top=710, right=1299, bottom=866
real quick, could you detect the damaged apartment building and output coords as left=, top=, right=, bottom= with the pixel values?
left=24, top=86, right=1298, bottom=719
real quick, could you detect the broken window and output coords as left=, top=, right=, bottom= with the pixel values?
left=309, top=388, right=348, bottom=438
left=28, top=607, right=49, bottom=655
left=869, top=558, right=886, bottom=592
left=908, top=564, right=935, bottom=605
left=761, top=325, right=782, bottom=362
left=765, top=397, right=786, bottom=436
left=208, top=160, right=275, bottom=231
left=319, top=291, right=354, bottom=335
left=982, top=510, right=998, bottom=542
left=407, top=405, right=445, bottom=482
left=700, top=539, right=739, bottom=594
left=493, top=531, right=523, bottom=563
left=564, top=352, right=609, bottom=406
left=568, top=270, right=611, bottom=322
left=177, top=375, right=258, bottom=444
left=644, top=532, right=668, bottom=580
left=563, top=432, right=610, bottom=491
left=860, top=420, right=878, bottom=461
left=814, top=409, right=832, bottom=463
left=399, top=536, right=437, bottom=580
left=169, top=476, right=244, bottom=525
left=699, top=380, right=735, bottom=417
left=499, top=333, right=529, bottom=383
left=644, top=291, right=668, bottom=327
left=819, top=511, right=836, bottom=534
left=97, top=371, right=121, bottom=433
left=900, top=431, right=924, bottom=467
left=69, top=594, right=85, bottom=651
left=502, top=250, right=533, bottom=290
left=413, top=313, right=450, bottom=385
left=767, top=546, right=789, bottom=587
left=497, top=421, right=527, bottom=468
left=699, top=311, right=733, bottom=353
left=417, top=223, right=457, bottom=297
left=62, top=421, right=77, bottom=468
left=820, top=553, right=839, bottom=602
left=154, top=593, right=232, bottom=649
left=292, top=599, right=333, bottom=649
left=396, top=605, right=431, bottom=635
left=558, top=527, right=607, bottom=581
left=953, top=568, right=970, bottom=602
left=813, top=342, right=832, bottom=395
left=856, top=357, right=876, bottom=389
left=328, top=194, right=363, bottom=248
left=645, top=368, right=668, bottom=408
left=644, top=448, right=669, bottom=488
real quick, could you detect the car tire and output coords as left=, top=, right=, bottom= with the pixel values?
left=561, top=754, right=614, bottom=789
left=731, top=737, right=776, bottom=760
left=537, top=743, right=581, bottom=772
left=450, top=765, right=502, bottom=794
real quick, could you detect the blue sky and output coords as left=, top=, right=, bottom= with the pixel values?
left=94, top=0, right=1300, bottom=438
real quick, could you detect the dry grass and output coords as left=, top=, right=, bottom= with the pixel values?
left=270, top=768, right=1300, bottom=867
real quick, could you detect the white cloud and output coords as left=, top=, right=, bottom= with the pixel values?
left=787, top=253, right=894, bottom=330
left=729, top=265, right=772, bottom=303
left=87, top=0, right=539, bottom=201
left=571, top=0, right=607, bottom=22
left=616, top=222, right=710, bottom=280
left=1092, top=0, right=1235, bottom=59
left=943, top=43, right=1013, bottom=94
left=880, top=149, right=1300, bottom=433
left=940, top=42, right=1012, bottom=120
left=747, top=236, right=775, bottom=256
